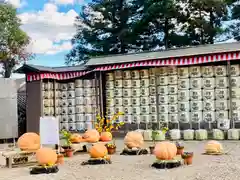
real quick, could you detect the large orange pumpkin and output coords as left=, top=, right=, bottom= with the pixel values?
left=205, top=140, right=223, bottom=153
left=70, top=133, right=85, bottom=143
left=100, top=132, right=112, bottom=142
left=82, top=129, right=100, bottom=143
left=17, top=132, right=40, bottom=151
left=36, top=147, right=57, bottom=165
left=124, top=131, right=144, bottom=149
left=89, top=143, right=108, bottom=158
left=154, top=142, right=177, bottom=160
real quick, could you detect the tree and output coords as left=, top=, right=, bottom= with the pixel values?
left=130, top=0, right=190, bottom=50
left=227, top=1, right=240, bottom=41
left=181, top=0, right=228, bottom=45
left=0, top=3, right=32, bottom=78
left=66, top=0, right=141, bottom=65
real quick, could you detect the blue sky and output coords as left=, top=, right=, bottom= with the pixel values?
left=6, top=0, right=87, bottom=71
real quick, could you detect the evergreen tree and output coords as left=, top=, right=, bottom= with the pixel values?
left=227, top=1, right=240, bottom=41
left=130, top=0, right=190, bottom=50
left=65, top=0, right=140, bottom=65
left=181, top=0, right=228, bottom=45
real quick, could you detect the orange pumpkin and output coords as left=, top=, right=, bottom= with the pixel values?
left=100, top=132, right=112, bottom=142
left=17, top=132, right=40, bottom=151
left=154, top=142, right=177, bottom=160
left=89, top=143, right=108, bottom=158
left=205, top=140, right=223, bottom=153
left=82, top=129, right=100, bottom=143
left=124, top=131, right=144, bottom=149
left=36, top=148, right=57, bottom=165
left=70, top=133, right=85, bottom=143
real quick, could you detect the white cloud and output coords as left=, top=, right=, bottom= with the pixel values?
left=17, top=3, right=79, bottom=55
left=5, top=0, right=26, bottom=8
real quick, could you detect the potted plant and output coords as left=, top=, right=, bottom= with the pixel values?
left=181, top=152, right=193, bottom=165
left=56, top=153, right=64, bottom=165
left=105, top=141, right=117, bottom=154
left=60, top=130, right=74, bottom=157
left=149, top=130, right=159, bottom=154
left=176, top=141, right=184, bottom=155
left=95, top=112, right=125, bottom=154
left=149, top=125, right=168, bottom=154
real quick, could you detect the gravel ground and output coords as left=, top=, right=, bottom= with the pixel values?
left=0, top=140, right=240, bottom=180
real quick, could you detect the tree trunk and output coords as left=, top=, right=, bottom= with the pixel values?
left=199, top=9, right=204, bottom=44
left=4, top=68, right=12, bottom=78
left=3, top=59, right=15, bottom=78
left=164, top=18, right=169, bottom=49
left=209, top=9, right=214, bottom=44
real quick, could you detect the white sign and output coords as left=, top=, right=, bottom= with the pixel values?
left=40, top=116, right=59, bottom=145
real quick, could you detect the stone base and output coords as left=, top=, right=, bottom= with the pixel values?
left=81, top=158, right=112, bottom=165
left=30, top=165, right=59, bottom=175
left=202, top=152, right=227, bottom=155
left=151, top=160, right=181, bottom=169
left=120, top=148, right=148, bottom=155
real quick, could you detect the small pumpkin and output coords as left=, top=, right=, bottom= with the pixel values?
left=124, top=131, right=144, bottom=149
left=154, top=141, right=177, bottom=160
left=17, top=132, right=40, bottom=151
left=70, top=133, right=85, bottom=143
left=36, top=147, right=57, bottom=165
left=89, top=143, right=108, bottom=158
left=82, top=129, right=100, bottom=143
left=205, top=140, right=223, bottom=153
left=100, top=132, right=112, bottom=142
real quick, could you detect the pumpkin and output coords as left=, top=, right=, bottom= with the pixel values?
left=100, top=132, right=112, bottom=142
left=17, top=132, right=40, bottom=151
left=205, top=140, right=223, bottom=153
left=154, top=141, right=177, bottom=160
left=36, top=147, right=57, bottom=165
left=124, top=131, right=144, bottom=149
left=89, top=143, right=108, bottom=158
left=70, top=133, right=85, bottom=143
left=82, top=129, right=100, bottom=143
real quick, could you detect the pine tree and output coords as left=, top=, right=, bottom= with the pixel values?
left=181, top=0, right=228, bottom=45
left=130, top=0, right=190, bottom=50
left=227, top=1, right=240, bottom=41
left=65, top=0, right=140, bottom=65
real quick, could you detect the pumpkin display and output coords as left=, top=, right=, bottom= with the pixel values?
left=17, top=132, right=41, bottom=151
left=82, top=129, right=100, bottom=143
left=154, top=141, right=177, bottom=160
left=70, top=133, right=85, bottom=143
left=124, top=131, right=144, bottom=149
left=89, top=143, right=108, bottom=158
left=36, top=147, right=57, bottom=165
left=205, top=140, right=223, bottom=153
left=100, top=132, right=112, bottom=142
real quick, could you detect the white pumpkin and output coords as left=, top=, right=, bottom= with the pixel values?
left=183, top=129, right=194, bottom=140
left=213, top=129, right=224, bottom=140
left=143, top=130, right=152, bottom=141
left=170, top=129, right=181, bottom=140
left=195, top=129, right=208, bottom=140
left=228, top=129, right=239, bottom=140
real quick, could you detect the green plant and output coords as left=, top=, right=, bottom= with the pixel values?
left=60, top=130, right=72, bottom=147
left=181, top=152, right=193, bottom=159
left=151, top=124, right=169, bottom=145
left=106, top=139, right=116, bottom=148
left=151, top=130, right=159, bottom=145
